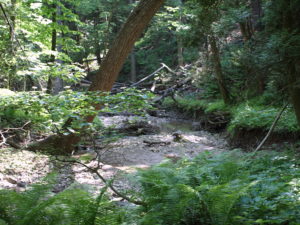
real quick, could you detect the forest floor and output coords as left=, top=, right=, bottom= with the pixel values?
left=0, top=112, right=227, bottom=197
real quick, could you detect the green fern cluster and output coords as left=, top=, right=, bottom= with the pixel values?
left=1, top=151, right=299, bottom=225
left=0, top=175, right=125, bottom=225
left=163, top=95, right=299, bottom=134
left=136, top=150, right=300, bottom=225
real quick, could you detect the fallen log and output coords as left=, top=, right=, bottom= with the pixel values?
left=143, top=140, right=171, bottom=147
left=130, top=63, right=176, bottom=88
left=130, top=65, right=165, bottom=87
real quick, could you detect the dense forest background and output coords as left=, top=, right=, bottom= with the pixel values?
left=0, top=0, right=300, bottom=224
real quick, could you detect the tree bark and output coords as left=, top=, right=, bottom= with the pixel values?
left=177, top=0, right=184, bottom=67
left=250, top=0, right=262, bottom=31
left=9, top=0, right=16, bottom=90
left=129, top=0, right=137, bottom=83
left=53, top=6, right=64, bottom=95
left=209, top=35, right=231, bottom=104
left=130, top=49, right=137, bottom=82
left=46, top=3, right=57, bottom=94
left=282, top=0, right=300, bottom=126
left=88, top=0, right=164, bottom=92
left=28, top=0, right=165, bottom=154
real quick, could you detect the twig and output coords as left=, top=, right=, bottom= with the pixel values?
left=54, top=156, right=146, bottom=206
left=1, top=121, right=31, bottom=149
left=0, top=131, right=7, bottom=146
left=161, top=63, right=176, bottom=74
left=253, top=103, right=289, bottom=154
left=3, top=121, right=31, bottom=131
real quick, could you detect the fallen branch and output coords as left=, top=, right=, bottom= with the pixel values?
left=0, top=121, right=31, bottom=149
left=154, top=77, right=192, bottom=103
left=2, top=121, right=31, bottom=131
left=161, top=63, right=177, bottom=75
left=253, top=103, right=289, bottom=154
left=143, top=140, right=171, bottom=147
left=0, top=131, right=6, bottom=146
left=130, top=65, right=165, bottom=87
left=55, top=156, right=146, bottom=206
left=130, top=63, right=176, bottom=88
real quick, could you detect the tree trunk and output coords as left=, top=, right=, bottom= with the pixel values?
left=282, top=0, right=300, bottom=127
left=9, top=0, right=16, bottom=90
left=46, top=3, right=57, bottom=94
left=129, top=0, right=137, bottom=83
left=239, top=19, right=253, bottom=41
left=250, top=0, right=262, bottom=31
left=28, top=0, right=165, bottom=154
left=209, top=35, right=231, bottom=104
left=130, top=49, right=137, bottom=82
left=177, top=0, right=184, bottom=67
left=288, top=64, right=300, bottom=126
left=88, top=0, right=164, bottom=92
left=53, top=6, right=64, bottom=95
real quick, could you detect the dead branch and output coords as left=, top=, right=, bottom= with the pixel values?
left=161, top=63, right=177, bottom=75
left=0, top=121, right=31, bottom=149
left=130, top=65, right=165, bottom=87
left=54, top=156, right=146, bottom=206
left=154, top=77, right=192, bottom=103
left=253, top=103, right=289, bottom=153
left=0, top=131, right=6, bottom=146
left=143, top=140, right=171, bottom=147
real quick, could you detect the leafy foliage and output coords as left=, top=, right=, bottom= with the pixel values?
left=0, top=88, right=155, bottom=134
left=229, top=101, right=299, bottom=133
left=135, top=150, right=300, bottom=225
left=164, top=95, right=299, bottom=134
left=0, top=175, right=124, bottom=225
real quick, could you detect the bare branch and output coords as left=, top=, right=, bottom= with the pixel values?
left=54, top=156, right=146, bottom=206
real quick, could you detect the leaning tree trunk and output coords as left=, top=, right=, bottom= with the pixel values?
left=28, top=0, right=165, bottom=154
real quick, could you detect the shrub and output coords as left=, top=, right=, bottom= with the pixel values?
left=0, top=175, right=125, bottom=225
left=0, top=88, right=155, bottom=134
left=228, top=99, right=299, bottom=133
left=136, top=150, right=300, bottom=225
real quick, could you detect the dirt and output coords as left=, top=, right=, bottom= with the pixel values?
left=0, top=114, right=227, bottom=194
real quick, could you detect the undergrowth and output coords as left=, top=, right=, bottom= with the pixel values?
left=0, top=175, right=125, bottom=225
left=136, top=150, right=300, bottom=225
left=163, top=96, right=299, bottom=134
left=228, top=98, right=299, bottom=133
left=0, top=89, right=155, bottom=133
left=1, top=150, right=299, bottom=225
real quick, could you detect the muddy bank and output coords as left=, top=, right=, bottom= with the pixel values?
left=162, top=105, right=299, bottom=150
left=228, top=127, right=300, bottom=149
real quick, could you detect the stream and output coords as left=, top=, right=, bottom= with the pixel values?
left=0, top=112, right=228, bottom=194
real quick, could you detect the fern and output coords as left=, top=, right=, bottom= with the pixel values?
left=135, top=150, right=300, bottom=225
left=0, top=175, right=124, bottom=225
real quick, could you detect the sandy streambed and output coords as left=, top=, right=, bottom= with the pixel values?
left=0, top=114, right=227, bottom=193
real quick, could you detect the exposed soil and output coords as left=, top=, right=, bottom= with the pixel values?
left=0, top=113, right=227, bottom=195
left=228, top=127, right=300, bottom=150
